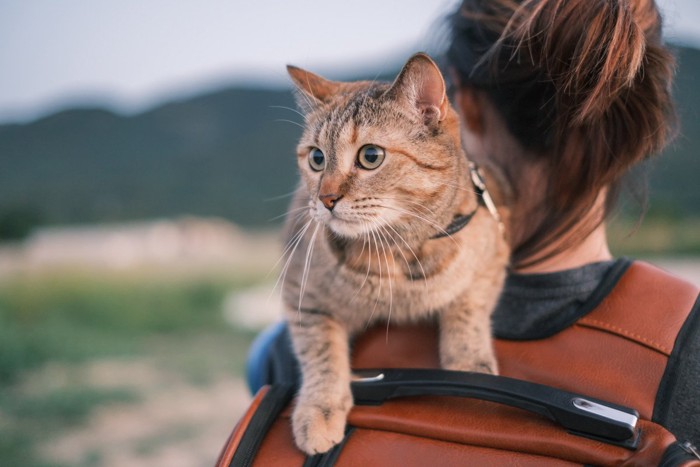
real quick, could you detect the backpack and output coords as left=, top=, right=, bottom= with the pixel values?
left=218, top=261, right=700, bottom=466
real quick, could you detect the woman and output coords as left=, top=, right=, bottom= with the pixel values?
left=248, top=0, right=700, bottom=447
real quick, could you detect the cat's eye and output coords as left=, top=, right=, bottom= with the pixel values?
left=357, top=145, right=385, bottom=170
left=308, top=147, right=325, bottom=171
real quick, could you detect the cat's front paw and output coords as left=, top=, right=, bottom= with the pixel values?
left=442, top=353, right=499, bottom=375
left=473, top=357, right=498, bottom=375
left=292, top=399, right=351, bottom=455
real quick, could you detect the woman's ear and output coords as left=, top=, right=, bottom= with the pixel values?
left=455, top=87, right=484, bottom=135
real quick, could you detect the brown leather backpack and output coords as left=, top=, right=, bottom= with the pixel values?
left=218, top=261, right=700, bottom=466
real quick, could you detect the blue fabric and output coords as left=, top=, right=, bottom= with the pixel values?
left=245, top=321, right=286, bottom=394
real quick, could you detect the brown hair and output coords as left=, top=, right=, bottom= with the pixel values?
left=447, top=0, right=676, bottom=267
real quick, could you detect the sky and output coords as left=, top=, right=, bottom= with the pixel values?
left=0, top=0, right=698, bottom=124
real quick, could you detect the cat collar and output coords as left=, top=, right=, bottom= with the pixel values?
left=430, top=163, right=504, bottom=240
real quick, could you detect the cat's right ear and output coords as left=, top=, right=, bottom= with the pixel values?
left=385, top=53, right=449, bottom=127
left=287, top=65, right=341, bottom=112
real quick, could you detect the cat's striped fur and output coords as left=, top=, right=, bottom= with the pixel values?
left=282, top=53, right=509, bottom=455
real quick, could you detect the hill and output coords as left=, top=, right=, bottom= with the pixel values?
left=0, top=88, right=301, bottom=232
left=0, top=47, right=698, bottom=237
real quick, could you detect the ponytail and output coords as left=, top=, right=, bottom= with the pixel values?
left=520, top=0, right=645, bottom=124
left=449, top=0, right=676, bottom=267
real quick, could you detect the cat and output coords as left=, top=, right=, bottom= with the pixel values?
left=281, top=52, right=509, bottom=455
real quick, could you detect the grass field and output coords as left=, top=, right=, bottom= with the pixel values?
left=0, top=269, right=260, bottom=466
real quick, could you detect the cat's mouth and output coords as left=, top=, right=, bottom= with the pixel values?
left=314, top=208, right=370, bottom=238
left=311, top=199, right=395, bottom=238
left=326, top=214, right=365, bottom=238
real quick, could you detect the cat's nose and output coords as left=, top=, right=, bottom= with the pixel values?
left=319, top=193, right=342, bottom=211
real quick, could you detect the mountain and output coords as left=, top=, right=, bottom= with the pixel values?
left=0, top=88, right=302, bottom=233
left=0, top=47, right=698, bottom=238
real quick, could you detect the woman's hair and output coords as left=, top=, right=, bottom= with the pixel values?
left=447, top=0, right=676, bottom=267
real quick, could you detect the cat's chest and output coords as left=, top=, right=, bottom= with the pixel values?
left=340, top=242, right=435, bottom=282
left=311, top=239, right=479, bottom=325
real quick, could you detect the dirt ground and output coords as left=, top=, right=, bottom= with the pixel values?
left=37, top=359, right=251, bottom=467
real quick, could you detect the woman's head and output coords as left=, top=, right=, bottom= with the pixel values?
left=447, top=0, right=676, bottom=267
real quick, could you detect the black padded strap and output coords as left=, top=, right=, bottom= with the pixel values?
left=351, top=368, right=640, bottom=449
left=229, top=384, right=295, bottom=467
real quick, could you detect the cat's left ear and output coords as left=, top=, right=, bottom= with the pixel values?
left=385, top=53, right=449, bottom=126
left=287, top=65, right=342, bottom=112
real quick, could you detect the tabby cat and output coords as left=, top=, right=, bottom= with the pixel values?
left=282, top=53, right=509, bottom=455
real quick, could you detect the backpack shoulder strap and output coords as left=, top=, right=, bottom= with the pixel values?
left=495, top=261, right=698, bottom=420
left=576, top=261, right=698, bottom=357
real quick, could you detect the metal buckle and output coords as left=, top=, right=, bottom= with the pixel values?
left=681, top=441, right=700, bottom=460
left=352, top=372, right=385, bottom=383
left=572, top=398, right=639, bottom=432
left=469, top=163, right=505, bottom=235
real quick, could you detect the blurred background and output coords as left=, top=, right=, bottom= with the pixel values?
left=0, top=1, right=698, bottom=465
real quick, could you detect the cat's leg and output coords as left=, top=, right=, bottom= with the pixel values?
left=287, top=307, right=353, bottom=455
left=439, top=277, right=501, bottom=374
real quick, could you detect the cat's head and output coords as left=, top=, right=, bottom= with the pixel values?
left=287, top=53, right=468, bottom=241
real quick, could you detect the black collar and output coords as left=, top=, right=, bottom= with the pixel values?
left=431, top=209, right=478, bottom=240
left=430, top=163, right=502, bottom=240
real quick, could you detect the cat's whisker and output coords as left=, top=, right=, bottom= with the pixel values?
left=349, top=211, right=429, bottom=284
left=350, top=221, right=372, bottom=303
left=285, top=205, right=311, bottom=216
left=264, top=187, right=302, bottom=202
left=353, top=195, right=439, bottom=227
left=267, top=234, right=310, bottom=314
left=365, top=225, right=384, bottom=327
left=269, top=217, right=312, bottom=278
left=268, top=219, right=313, bottom=304
left=375, top=196, right=438, bottom=218
left=268, top=231, right=305, bottom=290
left=382, top=222, right=429, bottom=289
left=374, top=225, right=395, bottom=340
left=359, top=220, right=374, bottom=292
left=362, top=223, right=373, bottom=289
left=292, top=209, right=313, bottom=226
left=379, top=204, right=460, bottom=247
left=274, top=118, right=306, bottom=130
left=297, top=222, right=321, bottom=316
left=269, top=104, right=305, bottom=119
left=378, top=224, right=409, bottom=273
left=268, top=206, right=309, bottom=223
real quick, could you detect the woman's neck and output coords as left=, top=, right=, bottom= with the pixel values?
left=513, top=222, right=612, bottom=274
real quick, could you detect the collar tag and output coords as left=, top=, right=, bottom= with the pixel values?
left=469, top=163, right=505, bottom=235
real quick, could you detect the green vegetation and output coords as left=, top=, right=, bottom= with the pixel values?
left=0, top=271, right=257, bottom=466
left=609, top=216, right=700, bottom=257
left=0, top=271, right=255, bottom=383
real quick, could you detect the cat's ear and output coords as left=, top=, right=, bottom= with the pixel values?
left=287, top=65, right=342, bottom=112
left=385, top=53, right=449, bottom=126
